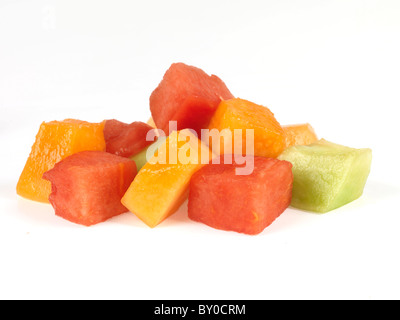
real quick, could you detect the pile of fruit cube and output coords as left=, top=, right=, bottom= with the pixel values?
left=16, top=63, right=372, bottom=235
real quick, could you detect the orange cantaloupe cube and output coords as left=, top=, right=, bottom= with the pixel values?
left=121, top=129, right=215, bottom=228
left=283, top=123, right=318, bottom=148
left=17, top=119, right=106, bottom=203
left=207, top=98, right=286, bottom=158
left=147, top=117, right=157, bottom=128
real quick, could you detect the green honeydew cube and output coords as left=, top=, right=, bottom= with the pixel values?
left=278, top=139, right=372, bottom=213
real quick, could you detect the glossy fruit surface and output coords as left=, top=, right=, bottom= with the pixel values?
left=208, top=98, right=286, bottom=158
left=17, top=119, right=106, bottom=203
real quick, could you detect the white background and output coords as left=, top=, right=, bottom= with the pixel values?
left=1, top=0, right=399, bottom=300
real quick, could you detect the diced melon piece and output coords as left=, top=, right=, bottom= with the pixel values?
left=278, top=139, right=372, bottom=213
left=17, top=119, right=106, bottom=203
left=103, top=119, right=129, bottom=142
left=43, top=151, right=137, bottom=226
left=208, top=98, right=286, bottom=158
left=188, top=156, right=293, bottom=235
left=283, top=123, right=318, bottom=148
left=150, top=63, right=234, bottom=136
left=122, top=130, right=215, bottom=228
left=104, top=120, right=154, bottom=158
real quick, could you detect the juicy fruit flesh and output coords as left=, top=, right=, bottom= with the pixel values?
left=103, top=119, right=129, bottom=142
left=17, top=119, right=106, bottom=203
left=104, top=120, right=154, bottom=158
left=208, top=98, right=286, bottom=158
left=278, top=139, right=372, bottom=213
left=43, top=151, right=137, bottom=226
left=122, top=130, right=215, bottom=228
left=188, top=156, right=293, bottom=235
left=150, top=62, right=234, bottom=136
left=283, top=123, right=318, bottom=148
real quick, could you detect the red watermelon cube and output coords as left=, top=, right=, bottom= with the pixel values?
left=43, top=151, right=137, bottom=226
left=150, top=63, right=234, bottom=136
left=103, top=119, right=129, bottom=142
left=104, top=120, right=154, bottom=158
left=188, top=156, right=293, bottom=235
